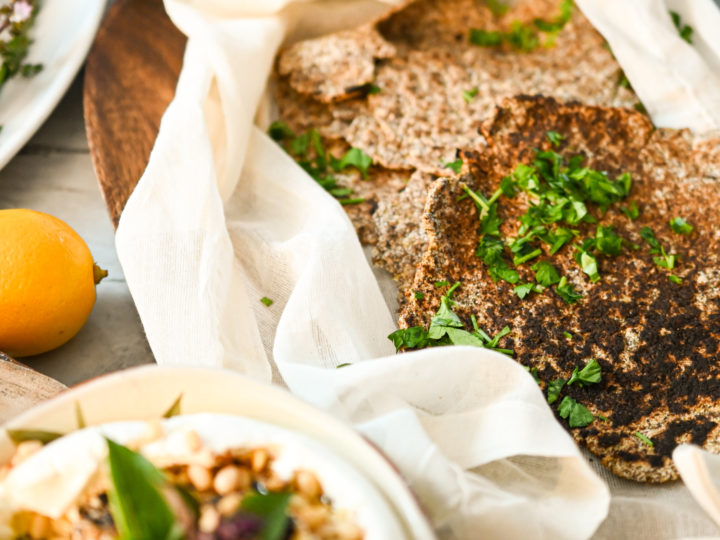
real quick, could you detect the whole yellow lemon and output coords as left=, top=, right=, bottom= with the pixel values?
left=0, top=209, right=106, bottom=357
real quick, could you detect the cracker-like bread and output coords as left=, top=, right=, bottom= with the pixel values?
left=399, top=95, right=720, bottom=482
left=274, top=0, right=639, bottom=248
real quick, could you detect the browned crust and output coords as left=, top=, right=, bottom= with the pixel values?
left=399, top=95, right=720, bottom=483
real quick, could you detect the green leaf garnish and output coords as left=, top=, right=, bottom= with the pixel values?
left=557, top=396, right=594, bottom=428
left=106, top=438, right=185, bottom=540
left=546, top=131, right=564, bottom=147
left=336, top=363, right=352, bottom=368
left=634, top=432, right=654, bottom=447
left=241, top=492, right=292, bottom=540
left=669, top=10, right=693, bottom=44
left=443, top=158, right=463, bottom=174
left=669, top=274, right=683, bottom=284
left=162, top=395, right=183, bottom=418
left=567, top=358, right=602, bottom=386
left=367, top=84, right=381, bottom=95
left=468, top=28, right=504, bottom=47
left=556, top=276, right=582, bottom=304
left=595, top=225, right=623, bottom=256
left=413, top=290, right=424, bottom=300
left=6, top=429, right=64, bottom=445
left=268, top=121, right=294, bottom=142
left=653, top=246, right=676, bottom=270
left=260, top=297, right=274, bottom=307
left=486, top=0, right=509, bottom=16
left=434, top=280, right=450, bottom=288
left=547, top=379, right=566, bottom=404
left=532, top=260, right=561, bottom=287
left=669, top=217, right=693, bottom=235
left=640, top=226, right=661, bottom=253
left=563, top=331, right=572, bottom=339
left=388, top=326, right=431, bottom=351
left=331, top=147, right=373, bottom=179
left=463, top=87, right=479, bottom=103
left=621, top=200, right=639, bottom=220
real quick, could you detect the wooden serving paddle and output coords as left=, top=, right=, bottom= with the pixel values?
left=0, top=353, right=65, bottom=423
left=84, top=0, right=186, bottom=227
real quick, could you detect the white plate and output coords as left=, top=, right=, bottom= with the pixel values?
left=0, top=365, right=437, bottom=540
left=0, top=0, right=104, bottom=170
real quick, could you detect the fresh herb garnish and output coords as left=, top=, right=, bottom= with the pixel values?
left=0, top=0, right=42, bottom=92
left=524, top=365, right=541, bottom=383
left=621, top=200, right=639, bottom=220
left=669, top=10, right=693, bottom=44
left=513, top=282, right=542, bottom=299
left=106, top=438, right=186, bottom=540
left=260, top=297, right=274, bottom=307
left=463, top=87, right=479, bottom=103
left=547, top=379, right=566, bottom=404
left=546, top=130, right=564, bottom=147
left=640, top=226, right=661, bottom=253
left=563, top=331, right=572, bottom=339
left=634, top=432, right=654, bottom=447
left=6, top=429, right=63, bottom=445
left=567, top=358, right=601, bottom=386
left=240, top=492, right=292, bottom=540
left=434, top=280, right=450, bottom=288
left=557, top=396, right=594, bottom=428
left=669, top=274, right=683, bottom=284
left=367, top=84, right=381, bottom=95
left=443, top=158, right=463, bottom=174
left=533, top=260, right=561, bottom=287
left=389, top=283, right=512, bottom=354
left=485, top=0, right=509, bottom=16
left=413, top=290, right=425, bottom=300
left=556, top=276, right=582, bottom=304
left=269, top=125, right=370, bottom=205
left=469, top=0, right=573, bottom=52
left=162, top=394, right=183, bottom=418
left=670, top=216, right=693, bottom=235
left=336, top=363, right=352, bottom=368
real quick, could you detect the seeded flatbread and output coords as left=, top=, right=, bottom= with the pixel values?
left=399, top=95, right=720, bottom=482
left=274, top=0, right=640, bottom=301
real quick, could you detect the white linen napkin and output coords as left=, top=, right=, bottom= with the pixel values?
left=115, top=1, right=720, bottom=538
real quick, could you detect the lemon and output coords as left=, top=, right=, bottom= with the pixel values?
left=0, top=209, right=106, bottom=357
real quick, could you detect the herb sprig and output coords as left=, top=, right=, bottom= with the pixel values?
left=388, top=282, right=513, bottom=355
left=469, top=0, right=573, bottom=52
left=669, top=10, right=693, bottom=44
left=268, top=121, right=372, bottom=206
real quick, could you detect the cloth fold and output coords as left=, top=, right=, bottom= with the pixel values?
left=115, top=0, right=720, bottom=538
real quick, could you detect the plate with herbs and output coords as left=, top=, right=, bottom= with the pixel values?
left=0, top=0, right=103, bottom=171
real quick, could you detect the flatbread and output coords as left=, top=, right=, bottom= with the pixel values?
left=399, top=95, right=720, bottom=482
left=274, top=0, right=640, bottom=249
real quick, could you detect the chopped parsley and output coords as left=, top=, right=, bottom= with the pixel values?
left=621, top=200, right=639, bottom=220
left=669, top=274, right=683, bottom=285
left=556, top=276, right=582, bottom=304
left=367, top=84, right=381, bottom=95
left=413, top=290, right=425, bottom=300
left=463, top=87, right=479, bottom=103
left=670, top=216, right=693, bottom=235
left=513, top=282, right=542, bottom=299
left=558, top=396, right=594, bottom=428
left=547, top=379, right=566, bottom=404
left=653, top=246, right=676, bottom=270
left=388, top=283, right=513, bottom=354
left=443, top=158, right=463, bottom=174
left=268, top=123, right=370, bottom=205
left=563, top=331, right=573, bottom=339
left=669, top=10, right=693, bottom=44
left=524, top=365, right=541, bottom=383
left=567, top=358, right=602, bottom=386
left=260, top=297, right=273, bottom=307
left=485, top=0, right=509, bottom=16
left=634, top=432, right=654, bottom=447
left=546, top=131, right=564, bottom=147
left=336, top=362, right=352, bottom=368
left=640, top=226, right=661, bottom=253
left=434, top=280, right=450, bottom=288
left=469, top=0, right=573, bottom=52
left=533, top=260, right=560, bottom=287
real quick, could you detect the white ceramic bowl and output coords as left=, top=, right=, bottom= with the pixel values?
left=0, top=365, right=436, bottom=539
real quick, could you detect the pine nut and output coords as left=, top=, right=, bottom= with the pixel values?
left=188, top=465, right=213, bottom=491
left=214, top=465, right=242, bottom=495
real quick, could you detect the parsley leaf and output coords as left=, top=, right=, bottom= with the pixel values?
left=414, top=290, right=425, bottom=299
left=477, top=236, right=519, bottom=284
left=634, top=432, right=654, bottom=447
left=575, top=248, right=600, bottom=282
left=595, top=225, right=623, bottom=256
left=330, top=147, right=373, bottom=178
left=621, top=200, right=639, bottom=220
left=546, top=131, right=565, bottom=147
left=388, top=326, right=431, bottom=351
left=567, top=358, right=602, bottom=386
left=486, top=0, right=509, bottom=16
left=670, top=216, right=693, bottom=235
left=533, top=260, right=561, bottom=287
left=563, top=331, right=573, bottom=339
left=524, top=365, right=541, bottom=383
left=669, top=10, right=693, bottom=44
left=556, top=276, right=582, bottom=304
left=260, top=297, right=273, bottom=307
left=640, top=226, right=661, bottom=253
left=669, top=274, right=683, bottom=285
left=558, top=396, right=595, bottom=428
left=268, top=121, right=294, bottom=142
left=547, top=379, right=566, bottom=404
left=463, top=87, right=479, bottom=103
left=443, top=158, right=463, bottom=174
left=468, top=28, right=504, bottom=47
left=367, top=84, right=381, bottom=95
left=435, top=280, right=450, bottom=288
left=653, top=246, right=676, bottom=270
left=513, top=282, right=537, bottom=299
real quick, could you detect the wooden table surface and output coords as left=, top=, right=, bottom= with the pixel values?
left=0, top=73, right=155, bottom=387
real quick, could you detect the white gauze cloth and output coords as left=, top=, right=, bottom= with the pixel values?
left=115, top=1, right=720, bottom=538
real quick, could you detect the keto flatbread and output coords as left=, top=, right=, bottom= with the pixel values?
left=399, top=95, right=720, bottom=482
